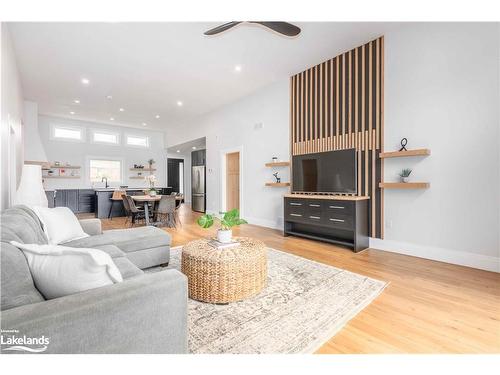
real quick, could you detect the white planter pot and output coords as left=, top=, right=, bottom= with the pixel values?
left=217, top=229, right=232, bottom=243
left=401, top=177, right=409, bottom=183
left=149, top=190, right=157, bottom=196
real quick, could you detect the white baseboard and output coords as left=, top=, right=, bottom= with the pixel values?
left=246, top=216, right=282, bottom=230
left=369, top=238, right=500, bottom=273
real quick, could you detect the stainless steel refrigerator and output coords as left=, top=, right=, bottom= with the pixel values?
left=191, top=165, right=206, bottom=212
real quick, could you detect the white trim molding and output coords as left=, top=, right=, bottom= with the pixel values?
left=369, top=238, right=500, bottom=273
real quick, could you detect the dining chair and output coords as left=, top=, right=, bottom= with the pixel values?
left=108, top=189, right=126, bottom=220
left=122, top=195, right=146, bottom=226
left=154, top=195, right=176, bottom=228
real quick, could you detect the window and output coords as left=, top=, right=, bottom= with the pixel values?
left=91, top=130, right=120, bottom=145
left=126, top=134, right=149, bottom=148
left=89, top=159, right=122, bottom=183
left=51, top=125, right=84, bottom=142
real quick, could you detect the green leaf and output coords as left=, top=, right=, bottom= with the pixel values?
left=197, top=214, right=214, bottom=229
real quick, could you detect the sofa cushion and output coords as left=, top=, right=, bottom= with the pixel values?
left=94, top=244, right=125, bottom=259
left=64, top=226, right=171, bottom=253
left=1, top=242, right=45, bottom=310
left=112, top=257, right=144, bottom=279
left=0, top=205, right=48, bottom=245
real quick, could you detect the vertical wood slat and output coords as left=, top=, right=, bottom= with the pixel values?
left=290, top=36, right=383, bottom=237
left=380, top=37, right=385, bottom=239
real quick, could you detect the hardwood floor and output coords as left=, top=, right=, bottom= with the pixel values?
left=91, top=204, right=500, bottom=353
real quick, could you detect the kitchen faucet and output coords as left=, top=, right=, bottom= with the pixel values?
left=101, top=177, right=109, bottom=188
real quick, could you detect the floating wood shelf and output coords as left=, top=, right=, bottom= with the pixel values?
left=265, top=161, right=290, bottom=167
left=265, top=182, right=290, bottom=187
left=379, top=149, right=431, bottom=159
left=42, top=165, right=81, bottom=170
left=379, top=182, right=430, bottom=189
left=44, top=176, right=81, bottom=179
left=130, top=168, right=156, bottom=172
left=130, top=176, right=146, bottom=179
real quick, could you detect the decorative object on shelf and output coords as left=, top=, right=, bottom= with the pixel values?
left=54, top=161, right=61, bottom=167
left=147, top=158, right=155, bottom=170
left=197, top=208, right=248, bottom=244
left=271, top=156, right=278, bottom=163
left=13, top=165, right=49, bottom=207
left=133, top=164, right=144, bottom=169
left=145, top=174, right=157, bottom=196
left=272, top=172, right=281, bottom=183
left=399, top=168, right=412, bottom=183
left=399, top=138, right=408, bottom=152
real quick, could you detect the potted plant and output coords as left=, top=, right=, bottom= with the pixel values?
left=145, top=174, right=157, bottom=196
left=148, top=158, right=155, bottom=170
left=399, top=168, right=412, bottom=183
left=197, top=208, right=248, bottom=243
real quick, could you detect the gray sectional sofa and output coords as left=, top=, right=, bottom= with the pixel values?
left=0, top=205, right=188, bottom=354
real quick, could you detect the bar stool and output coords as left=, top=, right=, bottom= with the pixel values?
left=108, top=189, right=126, bottom=219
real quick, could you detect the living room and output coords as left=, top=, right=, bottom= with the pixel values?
left=1, top=0, right=499, bottom=372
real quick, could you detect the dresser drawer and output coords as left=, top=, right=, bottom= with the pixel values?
left=323, top=213, right=354, bottom=231
left=323, top=200, right=354, bottom=215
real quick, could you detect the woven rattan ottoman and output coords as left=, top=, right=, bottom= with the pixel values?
left=181, top=237, right=267, bottom=304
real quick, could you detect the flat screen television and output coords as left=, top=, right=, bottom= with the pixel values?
left=292, top=149, right=357, bottom=194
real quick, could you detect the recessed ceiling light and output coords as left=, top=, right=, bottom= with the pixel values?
left=81, top=78, right=90, bottom=85
left=192, top=146, right=197, bottom=150
left=176, top=101, right=183, bottom=107
left=110, top=117, right=115, bottom=121
left=70, top=111, right=75, bottom=115
left=142, top=123, right=147, bottom=126
left=106, top=95, right=113, bottom=100
left=119, top=108, right=124, bottom=112
left=155, top=115, right=160, bottom=119
left=176, top=150, right=180, bottom=153
left=73, top=99, right=80, bottom=104
left=234, top=65, right=242, bottom=72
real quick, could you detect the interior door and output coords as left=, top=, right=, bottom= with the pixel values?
left=226, top=152, right=240, bottom=211
left=167, top=158, right=183, bottom=194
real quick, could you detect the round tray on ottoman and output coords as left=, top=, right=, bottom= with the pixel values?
left=181, top=237, right=267, bottom=304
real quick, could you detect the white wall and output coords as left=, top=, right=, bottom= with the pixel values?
left=23, top=100, right=47, bottom=162
left=38, top=115, right=167, bottom=190
left=371, top=23, right=500, bottom=272
left=167, top=80, right=290, bottom=227
left=1, top=23, right=24, bottom=210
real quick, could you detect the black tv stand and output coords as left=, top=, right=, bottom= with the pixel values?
left=283, top=194, right=369, bottom=252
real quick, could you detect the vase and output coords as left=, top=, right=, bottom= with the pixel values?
left=149, top=190, right=157, bottom=196
left=217, top=229, right=232, bottom=243
left=401, top=177, right=409, bottom=183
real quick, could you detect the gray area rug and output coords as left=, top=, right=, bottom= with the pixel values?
left=148, top=246, right=386, bottom=354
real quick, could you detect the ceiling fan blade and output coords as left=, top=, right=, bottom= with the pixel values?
left=250, top=22, right=301, bottom=37
left=204, top=22, right=242, bottom=36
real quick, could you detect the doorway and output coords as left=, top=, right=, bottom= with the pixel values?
left=225, top=152, right=240, bottom=211
left=167, top=158, right=184, bottom=195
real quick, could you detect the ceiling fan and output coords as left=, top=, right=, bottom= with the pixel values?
left=204, top=22, right=301, bottom=37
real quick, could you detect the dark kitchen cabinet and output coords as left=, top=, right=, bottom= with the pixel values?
left=191, top=149, right=206, bottom=166
left=52, top=189, right=95, bottom=214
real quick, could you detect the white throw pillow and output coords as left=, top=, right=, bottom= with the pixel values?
left=32, top=206, right=89, bottom=245
left=11, top=241, right=123, bottom=299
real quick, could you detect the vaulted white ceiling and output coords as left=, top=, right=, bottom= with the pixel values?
left=9, top=22, right=400, bottom=130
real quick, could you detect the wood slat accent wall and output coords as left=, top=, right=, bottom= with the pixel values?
left=290, top=37, right=384, bottom=238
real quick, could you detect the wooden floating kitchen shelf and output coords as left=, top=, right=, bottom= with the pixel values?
left=379, top=182, right=430, bottom=189
left=130, top=176, right=146, bottom=179
left=44, top=176, right=81, bottom=179
left=42, top=165, right=81, bottom=170
left=265, top=161, right=290, bottom=167
left=379, top=149, right=431, bottom=159
left=130, top=168, right=156, bottom=171
left=265, top=182, right=291, bottom=187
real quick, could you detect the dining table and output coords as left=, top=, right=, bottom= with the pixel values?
left=131, top=195, right=182, bottom=226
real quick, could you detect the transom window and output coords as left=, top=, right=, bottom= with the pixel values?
left=126, top=134, right=149, bottom=148
left=92, top=130, right=120, bottom=145
left=89, top=159, right=122, bottom=183
left=51, top=125, right=84, bottom=141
